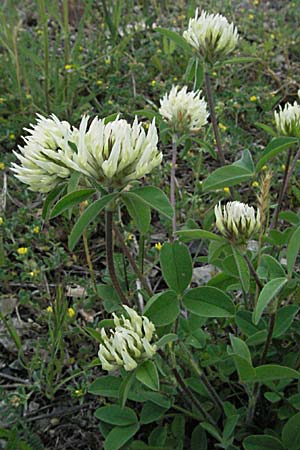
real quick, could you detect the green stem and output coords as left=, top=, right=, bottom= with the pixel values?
left=38, top=0, right=50, bottom=113
left=63, top=0, right=70, bottom=110
left=243, top=253, right=263, bottom=291
left=270, top=148, right=292, bottom=229
left=260, top=312, right=276, bottom=365
left=105, top=210, right=129, bottom=305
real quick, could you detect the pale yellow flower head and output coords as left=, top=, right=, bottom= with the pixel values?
left=67, top=116, right=162, bottom=187
left=274, top=101, right=300, bottom=137
left=183, top=10, right=238, bottom=62
left=98, top=306, right=157, bottom=372
left=11, top=114, right=74, bottom=193
left=159, top=85, right=209, bottom=133
left=215, top=201, right=260, bottom=244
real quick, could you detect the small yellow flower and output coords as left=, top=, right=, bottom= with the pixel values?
left=69, top=357, right=75, bottom=364
left=26, top=93, right=32, bottom=100
left=79, top=45, right=83, bottom=51
left=33, top=226, right=40, bottom=234
left=156, top=48, right=162, bottom=54
left=29, top=269, right=40, bottom=277
left=126, top=233, right=134, bottom=242
left=68, top=307, right=76, bottom=318
left=270, top=33, right=275, bottom=40
left=281, top=164, right=286, bottom=171
left=253, top=0, right=259, bottom=4
left=262, top=165, right=268, bottom=171
left=46, top=306, right=53, bottom=313
left=223, top=187, right=230, bottom=194
left=107, top=100, right=113, bottom=105
left=96, top=79, right=103, bottom=86
left=212, top=71, right=217, bottom=77
left=0, top=217, right=3, bottom=225
left=173, top=77, right=178, bottom=81
left=144, top=122, right=150, bottom=129
left=74, top=389, right=83, bottom=397
left=9, top=133, right=15, bottom=140
left=105, top=58, right=111, bottom=65
left=0, top=162, right=5, bottom=170
left=252, top=181, right=259, bottom=188
left=250, top=95, right=257, bottom=102
left=65, top=64, right=73, bottom=70
left=151, top=80, right=157, bottom=87
left=218, top=123, right=227, bottom=132
left=155, top=242, right=162, bottom=251
left=36, top=29, right=43, bottom=35
left=0, top=97, right=5, bottom=104
left=248, top=13, right=254, bottom=20
left=17, top=247, right=28, bottom=256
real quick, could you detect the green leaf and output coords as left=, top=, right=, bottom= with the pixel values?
left=248, top=364, right=300, bottom=382
left=260, top=254, right=286, bottom=278
left=215, top=56, right=260, bottom=67
left=104, top=423, right=139, bottom=450
left=95, top=405, right=138, bottom=426
left=191, top=424, right=207, bottom=450
left=89, top=376, right=121, bottom=398
left=176, top=229, right=223, bottom=242
left=230, top=335, right=252, bottom=364
left=253, top=277, right=287, bottom=325
left=183, top=287, right=235, bottom=317
left=256, top=137, right=298, bottom=171
left=42, top=183, right=66, bottom=220
left=119, top=371, right=136, bottom=408
left=235, top=310, right=266, bottom=337
left=155, top=27, right=193, bottom=54
left=50, top=188, right=96, bottom=219
left=232, top=246, right=250, bottom=292
left=122, top=193, right=151, bottom=234
left=160, top=241, right=192, bottom=294
left=156, top=333, right=178, bottom=349
left=273, top=305, right=299, bottom=338
left=282, top=412, right=300, bottom=450
left=69, top=193, right=117, bottom=250
left=243, top=434, right=285, bottom=450
left=255, top=122, right=277, bottom=137
left=144, top=290, right=180, bottom=326
left=136, top=360, right=160, bottom=391
left=287, top=225, right=300, bottom=277
left=203, top=151, right=254, bottom=191
left=128, top=186, right=173, bottom=219
left=140, top=402, right=167, bottom=424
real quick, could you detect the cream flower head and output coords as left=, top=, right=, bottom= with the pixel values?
left=215, top=201, right=260, bottom=244
left=98, top=306, right=157, bottom=372
left=159, top=85, right=209, bottom=133
left=183, top=10, right=238, bottom=62
left=11, top=114, right=74, bottom=192
left=67, top=116, right=162, bottom=187
left=274, top=101, right=300, bottom=137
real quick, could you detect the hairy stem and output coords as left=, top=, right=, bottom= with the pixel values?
left=243, top=253, right=263, bottom=291
left=170, top=134, right=178, bottom=236
left=172, top=367, right=217, bottom=426
left=260, top=312, right=276, bottom=365
left=204, top=71, right=226, bottom=166
left=105, top=210, right=128, bottom=305
left=270, top=148, right=292, bottom=229
left=112, top=224, right=153, bottom=296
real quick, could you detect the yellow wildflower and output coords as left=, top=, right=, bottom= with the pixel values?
left=0, top=98, right=5, bottom=104
left=248, top=13, right=254, bottom=20
left=155, top=242, right=162, bottom=251
left=9, top=133, right=15, bottom=140
left=173, top=77, right=178, bottom=81
left=17, top=247, right=28, bottom=255
left=65, top=64, right=73, bottom=70
left=96, top=79, right=103, bottom=86
left=250, top=95, right=257, bottom=102
left=218, top=123, right=227, bottom=132
left=262, top=165, right=268, bottom=171
left=29, top=269, right=40, bottom=277
left=46, top=306, right=53, bottom=313
left=223, top=187, right=230, bottom=194
left=252, top=181, right=259, bottom=188
left=68, top=307, right=76, bottom=318
left=36, top=29, right=43, bottom=35
left=74, top=389, right=83, bottom=397
left=107, top=100, right=113, bottom=105
left=151, top=80, right=157, bottom=87
left=281, top=164, right=286, bottom=171
left=33, top=226, right=40, bottom=234
left=0, top=217, right=3, bottom=225
left=105, top=58, right=111, bottom=65
left=79, top=45, right=83, bottom=51
left=0, top=162, right=5, bottom=170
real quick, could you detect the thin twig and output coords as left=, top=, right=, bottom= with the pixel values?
left=243, top=253, right=264, bottom=291
left=170, top=134, right=178, bottom=236
left=260, top=312, right=276, bottom=365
